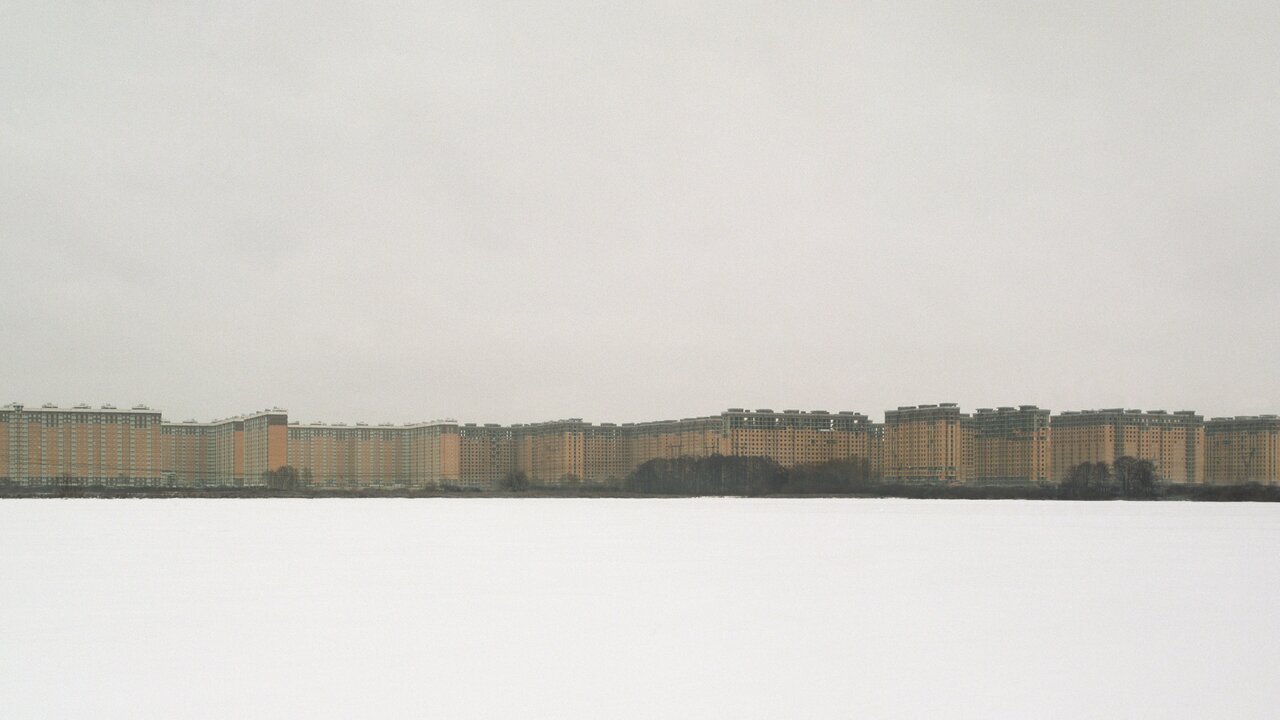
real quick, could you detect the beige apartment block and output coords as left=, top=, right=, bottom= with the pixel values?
left=459, top=423, right=516, bottom=489
left=1050, top=409, right=1204, bottom=484
left=723, top=409, right=875, bottom=468
left=15, top=400, right=1253, bottom=490
left=160, top=410, right=286, bottom=487
left=288, top=421, right=422, bottom=489
left=618, top=409, right=876, bottom=478
left=620, top=416, right=727, bottom=473
left=243, top=410, right=289, bottom=480
left=210, top=418, right=245, bottom=484
left=514, top=419, right=595, bottom=485
left=583, top=423, right=624, bottom=485
left=401, top=422, right=462, bottom=488
left=883, top=404, right=968, bottom=483
left=969, top=406, right=1051, bottom=485
left=868, top=423, right=884, bottom=476
left=1205, top=415, right=1280, bottom=485
left=481, top=409, right=878, bottom=487
left=6, top=403, right=877, bottom=489
left=2, top=403, right=163, bottom=486
left=161, top=420, right=221, bottom=486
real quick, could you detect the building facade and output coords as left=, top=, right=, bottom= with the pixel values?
left=2, top=403, right=164, bottom=486
left=882, top=404, right=969, bottom=483
left=1205, top=416, right=1280, bottom=485
left=968, top=406, right=1051, bottom=485
left=11, top=400, right=1262, bottom=489
left=1050, top=409, right=1204, bottom=484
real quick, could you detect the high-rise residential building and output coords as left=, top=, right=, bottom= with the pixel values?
left=401, top=421, right=462, bottom=488
left=13, top=400, right=1262, bottom=490
left=1205, top=416, right=1280, bottom=485
left=160, top=410, right=287, bottom=487
left=288, top=420, right=426, bottom=489
left=162, top=420, right=217, bottom=486
left=868, top=423, right=884, bottom=477
left=583, top=423, right=624, bottom=485
left=2, top=403, right=877, bottom=488
left=969, top=406, right=1051, bottom=485
left=513, top=419, right=603, bottom=485
left=458, top=423, right=516, bottom=488
left=883, top=404, right=968, bottom=483
left=618, top=409, right=876, bottom=477
left=1050, top=409, right=1204, bottom=484
left=620, top=416, right=727, bottom=471
left=2, top=403, right=163, bottom=486
left=491, top=409, right=879, bottom=486
left=722, top=409, right=876, bottom=468
left=243, top=410, right=289, bottom=481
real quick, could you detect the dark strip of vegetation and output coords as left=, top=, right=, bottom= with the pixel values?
left=3, top=456, right=1279, bottom=501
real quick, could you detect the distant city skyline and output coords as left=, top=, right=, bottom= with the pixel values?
left=5, top=400, right=1278, bottom=488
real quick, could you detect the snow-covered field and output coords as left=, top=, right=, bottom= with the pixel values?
left=2, top=499, right=1277, bottom=718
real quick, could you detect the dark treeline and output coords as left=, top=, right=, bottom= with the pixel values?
left=1164, top=483, right=1280, bottom=502
left=4, top=456, right=1280, bottom=501
left=622, top=456, right=1063, bottom=499
left=1059, top=457, right=1161, bottom=500
left=621, top=455, right=1280, bottom=501
left=625, top=456, right=877, bottom=495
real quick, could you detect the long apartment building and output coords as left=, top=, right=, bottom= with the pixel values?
left=880, top=403, right=1049, bottom=484
left=882, top=404, right=969, bottom=483
left=1, top=403, right=164, bottom=486
left=161, top=410, right=288, bottom=487
left=2, top=403, right=880, bottom=489
left=283, top=408, right=878, bottom=488
left=5, top=401, right=1272, bottom=488
left=1204, top=415, right=1280, bottom=485
left=1049, top=409, right=1204, bottom=484
left=621, top=409, right=877, bottom=476
left=969, top=406, right=1052, bottom=485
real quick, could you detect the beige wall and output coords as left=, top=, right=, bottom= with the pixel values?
left=1206, top=417, right=1280, bottom=485
left=1050, top=410, right=1204, bottom=484
left=883, top=405, right=966, bottom=482
left=1, top=406, right=164, bottom=486
left=969, top=407, right=1051, bottom=485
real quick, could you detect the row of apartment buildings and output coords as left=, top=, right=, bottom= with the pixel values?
left=3, top=402, right=1278, bottom=488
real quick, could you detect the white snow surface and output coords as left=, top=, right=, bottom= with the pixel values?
left=2, top=498, right=1278, bottom=719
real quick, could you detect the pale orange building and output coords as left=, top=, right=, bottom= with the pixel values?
left=403, top=422, right=463, bottom=488
left=459, top=423, right=516, bottom=488
left=969, top=406, right=1051, bottom=485
left=161, top=420, right=219, bottom=486
left=868, top=423, right=884, bottom=476
left=287, top=420, right=424, bottom=489
left=1205, top=416, right=1280, bottom=485
left=243, top=410, right=289, bottom=480
left=13, top=400, right=1264, bottom=490
left=492, top=409, right=878, bottom=487
left=158, top=410, right=287, bottom=487
left=723, top=409, right=875, bottom=468
left=882, top=404, right=968, bottom=483
left=619, top=409, right=876, bottom=478
left=513, top=420, right=600, bottom=485
left=620, top=416, right=726, bottom=472
left=2, top=403, right=164, bottom=486
left=1050, top=409, right=1204, bottom=484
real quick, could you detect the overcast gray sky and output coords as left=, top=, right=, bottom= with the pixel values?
left=2, top=1, right=1277, bottom=424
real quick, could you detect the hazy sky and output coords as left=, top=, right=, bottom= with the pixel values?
left=3, top=1, right=1277, bottom=424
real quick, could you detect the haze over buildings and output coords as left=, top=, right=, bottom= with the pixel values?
left=3, top=3, right=1278, bottom=425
